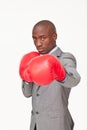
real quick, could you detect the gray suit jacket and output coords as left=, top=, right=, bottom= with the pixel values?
left=22, top=47, right=81, bottom=130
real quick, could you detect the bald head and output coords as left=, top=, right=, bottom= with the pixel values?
left=32, top=20, right=57, bottom=34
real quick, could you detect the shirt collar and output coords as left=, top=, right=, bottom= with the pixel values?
left=49, top=46, right=58, bottom=54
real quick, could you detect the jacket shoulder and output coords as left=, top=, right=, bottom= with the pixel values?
left=60, top=51, right=77, bottom=68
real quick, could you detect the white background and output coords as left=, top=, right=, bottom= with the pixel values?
left=0, top=0, right=87, bottom=130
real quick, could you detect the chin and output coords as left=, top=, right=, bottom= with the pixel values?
left=37, top=49, right=49, bottom=54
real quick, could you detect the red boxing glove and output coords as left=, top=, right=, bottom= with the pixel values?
left=27, top=54, right=66, bottom=85
left=19, top=51, right=40, bottom=82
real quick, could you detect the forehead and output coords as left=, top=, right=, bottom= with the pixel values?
left=32, top=24, right=51, bottom=36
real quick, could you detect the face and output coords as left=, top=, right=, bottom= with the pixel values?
left=32, top=25, right=57, bottom=54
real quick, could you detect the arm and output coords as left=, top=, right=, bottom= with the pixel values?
left=58, top=53, right=81, bottom=88
left=22, top=80, right=33, bottom=97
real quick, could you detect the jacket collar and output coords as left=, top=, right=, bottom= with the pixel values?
left=50, top=47, right=62, bottom=57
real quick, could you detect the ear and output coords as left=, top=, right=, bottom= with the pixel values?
left=52, top=33, right=57, bottom=41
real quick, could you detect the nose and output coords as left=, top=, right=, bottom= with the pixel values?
left=35, top=39, right=42, bottom=47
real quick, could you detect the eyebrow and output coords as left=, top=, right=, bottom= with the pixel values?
left=32, top=34, right=47, bottom=38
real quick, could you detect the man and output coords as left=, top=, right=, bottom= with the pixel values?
left=19, top=20, right=81, bottom=130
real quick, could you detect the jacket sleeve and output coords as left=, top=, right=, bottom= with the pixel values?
left=58, top=53, right=81, bottom=88
left=22, top=80, right=33, bottom=97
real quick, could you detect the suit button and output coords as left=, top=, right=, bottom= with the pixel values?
left=36, top=93, right=39, bottom=96
left=36, top=111, right=39, bottom=114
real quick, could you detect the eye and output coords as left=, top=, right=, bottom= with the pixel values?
left=40, top=36, right=47, bottom=41
left=33, top=37, right=37, bottom=42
